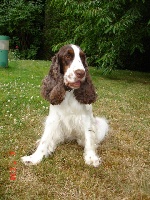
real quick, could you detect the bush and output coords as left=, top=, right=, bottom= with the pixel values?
left=0, top=0, right=45, bottom=60
left=45, top=0, right=150, bottom=72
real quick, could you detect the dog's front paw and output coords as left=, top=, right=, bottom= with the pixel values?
left=84, top=151, right=101, bottom=167
left=21, top=154, right=42, bottom=165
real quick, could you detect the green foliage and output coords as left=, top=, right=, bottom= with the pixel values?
left=0, top=0, right=149, bottom=70
left=0, top=0, right=45, bottom=59
left=43, top=0, right=78, bottom=59
left=46, top=0, right=150, bottom=72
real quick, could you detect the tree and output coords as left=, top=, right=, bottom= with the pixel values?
left=45, top=0, right=150, bottom=72
left=0, top=0, right=45, bottom=59
left=43, top=0, right=80, bottom=59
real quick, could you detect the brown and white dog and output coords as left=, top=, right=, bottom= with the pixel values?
left=21, top=44, right=108, bottom=167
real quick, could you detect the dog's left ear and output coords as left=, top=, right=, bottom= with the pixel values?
left=41, top=54, right=66, bottom=105
left=74, top=65, right=97, bottom=104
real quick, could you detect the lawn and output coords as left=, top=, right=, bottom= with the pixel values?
left=0, top=60, right=150, bottom=200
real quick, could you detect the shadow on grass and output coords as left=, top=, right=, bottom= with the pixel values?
left=90, top=68, right=150, bottom=84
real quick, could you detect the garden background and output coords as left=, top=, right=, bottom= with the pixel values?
left=0, top=0, right=150, bottom=72
left=0, top=0, right=150, bottom=199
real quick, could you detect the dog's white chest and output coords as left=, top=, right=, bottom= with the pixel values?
left=62, top=91, right=91, bottom=115
left=63, top=91, right=83, bottom=114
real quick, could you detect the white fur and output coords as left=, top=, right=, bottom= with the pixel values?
left=64, top=44, right=85, bottom=85
left=21, top=91, right=108, bottom=167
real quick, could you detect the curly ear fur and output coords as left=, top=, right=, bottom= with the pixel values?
left=73, top=66, right=97, bottom=104
left=41, top=47, right=97, bottom=105
left=41, top=54, right=66, bottom=105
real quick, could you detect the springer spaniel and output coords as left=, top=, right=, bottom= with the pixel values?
left=21, top=44, right=108, bottom=167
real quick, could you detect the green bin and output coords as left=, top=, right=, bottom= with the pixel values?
left=0, top=35, right=9, bottom=67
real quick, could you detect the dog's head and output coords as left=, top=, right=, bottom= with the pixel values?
left=41, top=44, right=97, bottom=105
left=57, top=44, right=86, bottom=89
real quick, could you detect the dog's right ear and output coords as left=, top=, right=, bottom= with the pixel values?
left=41, top=54, right=66, bottom=105
left=49, top=54, right=61, bottom=79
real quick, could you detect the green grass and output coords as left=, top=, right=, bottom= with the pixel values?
left=0, top=60, right=150, bottom=200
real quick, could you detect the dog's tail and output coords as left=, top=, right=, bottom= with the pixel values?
left=95, top=117, right=109, bottom=143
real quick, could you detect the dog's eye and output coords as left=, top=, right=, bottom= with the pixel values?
left=80, top=52, right=86, bottom=62
left=65, top=54, right=72, bottom=59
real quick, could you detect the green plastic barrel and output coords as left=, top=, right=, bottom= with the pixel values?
left=0, top=35, right=9, bottom=67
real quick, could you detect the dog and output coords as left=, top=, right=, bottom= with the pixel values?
left=21, top=44, right=108, bottom=167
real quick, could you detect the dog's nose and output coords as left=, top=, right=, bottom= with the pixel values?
left=74, top=69, right=85, bottom=79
